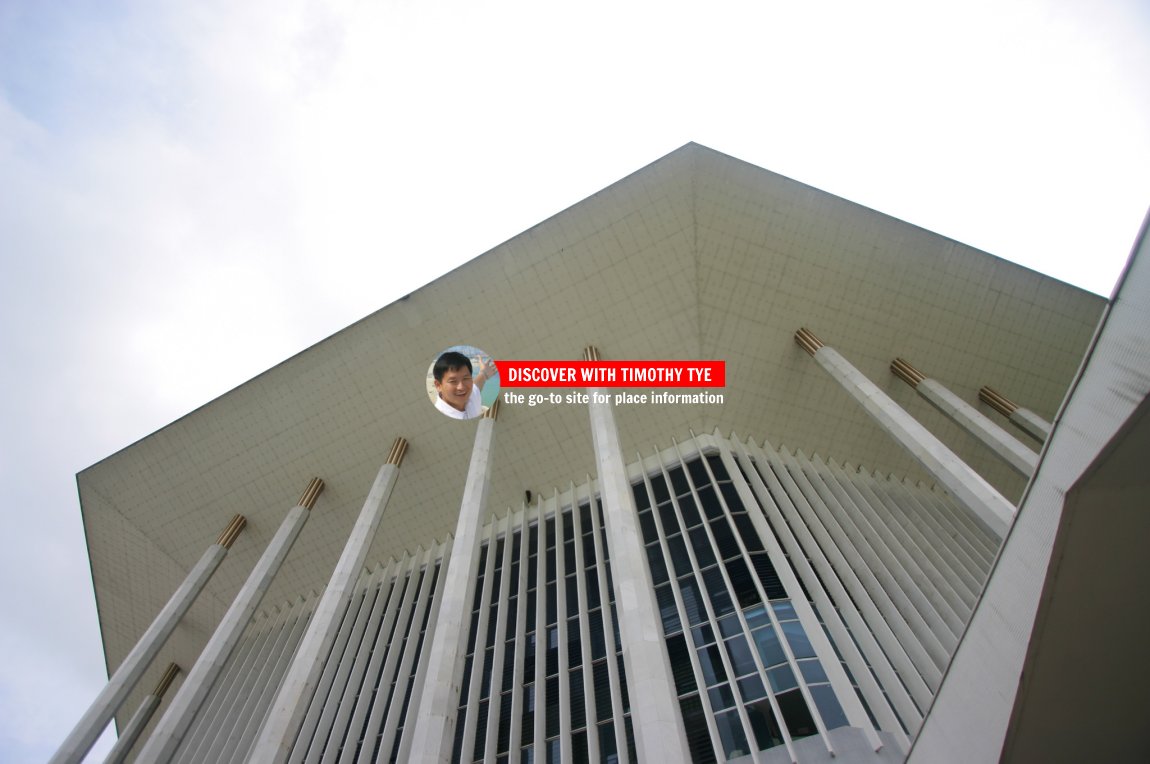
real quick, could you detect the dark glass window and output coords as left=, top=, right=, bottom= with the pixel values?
left=667, top=534, right=693, bottom=578
left=725, top=557, right=761, bottom=609
left=569, top=666, right=586, bottom=729
left=680, top=695, right=718, bottom=764
left=565, top=576, right=578, bottom=618
left=646, top=544, right=669, bottom=587
left=720, top=481, right=744, bottom=513
left=655, top=583, right=682, bottom=635
left=687, top=457, right=710, bottom=489
left=688, top=526, right=717, bottom=569
left=638, top=509, right=658, bottom=545
left=777, top=689, right=817, bottom=738
left=702, top=567, right=734, bottom=617
left=544, top=676, right=560, bottom=737
left=669, top=466, right=691, bottom=496
left=678, top=493, right=702, bottom=528
left=714, top=709, right=750, bottom=759
left=745, top=699, right=784, bottom=750
left=698, top=485, right=724, bottom=521
left=593, top=660, right=613, bottom=722
left=658, top=501, right=681, bottom=537
left=666, top=633, right=698, bottom=695
left=724, top=636, right=757, bottom=677
left=706, top=453, right=731, bottom=482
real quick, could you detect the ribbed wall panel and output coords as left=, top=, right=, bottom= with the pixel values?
left=147, top=431, right=1001, bottom=764
left=169, top=544, right=447, bottom=764
left=451, top=485, right=637, bottom=764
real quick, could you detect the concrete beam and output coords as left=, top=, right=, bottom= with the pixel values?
left=797, top=330, right=1014, bottom=538
left=50, top=516, right=245, bottom=764
left=406, top=405, right=499, bottom=762
left=134, top=480, right=322, bottom=764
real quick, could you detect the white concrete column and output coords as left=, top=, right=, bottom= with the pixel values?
left=979, top=385, right=1053, bottom=444
left=406, top=403, right=499, bottom=763
left=249, top=440, right=407, bottom=763
left=102, top=663, right=180, bottom=764
left=50, top=515, right=246, bottom=764
left=891, top=358, right=1039, bottom=477
left=582, top=346, right=691, bottom=764
left=796, top=329, right=1015, bottom=538
left=134, top=479, right=324, bottom=764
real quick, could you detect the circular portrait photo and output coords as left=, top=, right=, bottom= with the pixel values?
left=426, top=345, right=500, bottom=421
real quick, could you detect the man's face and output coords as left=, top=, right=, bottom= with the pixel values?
left=435, top=365, right=474, bottom=411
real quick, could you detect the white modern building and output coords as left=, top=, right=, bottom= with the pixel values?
left=61, top=144, right=1149, bottom=763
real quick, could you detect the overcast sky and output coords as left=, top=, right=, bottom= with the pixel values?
left=1, top=1, right=1147, bottom=760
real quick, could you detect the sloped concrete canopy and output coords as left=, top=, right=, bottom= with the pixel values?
left=77, top=143, right=1105, bottom=731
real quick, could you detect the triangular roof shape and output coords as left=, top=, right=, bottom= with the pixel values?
left=78, top=143, right=1104, bottom=720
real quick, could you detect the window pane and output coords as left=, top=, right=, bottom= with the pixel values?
left=724, top=636, right=757, bottom=677
left=657, top=501, right=680, bottom=536
left=706, top=454, right=730, bottom=482
left=679, top=695, right=718, bottom=764
left=639, top=509, right=658, bottom=545
left=655, top=583, right=682, bottom=635
left=714, top=709, right=750, bottom=759
left=688, top=457, right=711, bottom=489
left=768, top=664, right=797, bottom=692
left=811, top=684, right=848, bottom=730
left=688, top=526, right=717, bottom=569
left=697, top=644, right=728, bottom=686
left=668, top=535, right=693, bottom=578
left=678, top=493, right=702, bottom=528
left=777, top=689, right=817, bottom=739
left=650, top=474, right=670, bottom=504
left=666, top=633, right=698, bottom=695
left=745, top=699, right=785, bottom=751
left=708, top=683, right=736, bottom=711
left=725, top=557, right=761, bottom=609
left=782, top=620, right=816, bottom=659
left=753, top=627, right=786, bottom=667
left=798, top=658, right=827, bottom=684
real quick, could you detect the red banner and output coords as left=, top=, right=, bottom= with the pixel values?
left=495, top=360, right=725, bottom=388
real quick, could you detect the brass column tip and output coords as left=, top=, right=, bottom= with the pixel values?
left=386, top=437, right=409, bottom=466
left=482, top=399, right=501, bottom=421
left=297, top=478, right=325, bottom=510
left=890, top=358, right=926, bottom=388
left=582, top=346, right=601, bottom=362
left=216, top=514, right=247, bottom=549
left=153, top=663, right=180, bottom=698
left=794, top=328, right=824, bottom=356
left=979, top=386, right=1018, bottom=417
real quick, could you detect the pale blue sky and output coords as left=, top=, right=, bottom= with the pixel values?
left=1, top=1, right=1147, bottom=760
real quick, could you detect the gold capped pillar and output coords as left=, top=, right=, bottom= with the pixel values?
left=582, top=345, right=691, bottom=763
left=891, top=358, right=1038, bottom=477
left=796, top=328, right=1015, bottom=537
left=980, top=386, right=1052, bottom=444
left=135, top=479, right=323, bottom=764
left=253, top=441, right=410, bottom=762
left=50, top=515, right=247, bottom=764
left=408, top=398, right=501, bottom=762
left=103, top=664, right=181, bottom=764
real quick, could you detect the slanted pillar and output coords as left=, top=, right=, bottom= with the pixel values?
left=407, top=403, right=500, bottom=762
left=583, top=346, right=691, bottom=763
left=102, top=663, right=180, bottom=764
left=796, top=328, right=1015, bottom=538
left=892, top=358, right=1038, bottom=477
left=250, top=440, right=408, bottom=763
left=980, top=385, right=1053, bottom=444
left=50, top=515, right=246, bottom=764
left=134, top=479, right=323, bottom=764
